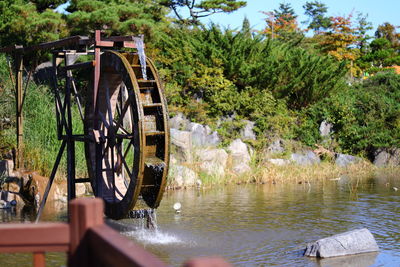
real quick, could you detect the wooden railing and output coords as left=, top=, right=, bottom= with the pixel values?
left=0, top=198, right=231, bottom=267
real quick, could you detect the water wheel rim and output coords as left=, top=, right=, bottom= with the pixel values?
left=85, top=50, right=144, bottom=219
left=85, top=50, right=170, bottom=219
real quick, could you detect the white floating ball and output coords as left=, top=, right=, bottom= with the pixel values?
left=173, top=202, right=181, bottom=211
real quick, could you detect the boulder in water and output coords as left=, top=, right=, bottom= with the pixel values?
left=304, top=228, right=379, bottom=258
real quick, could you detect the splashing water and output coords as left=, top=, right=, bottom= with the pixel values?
left=127, top=228, right=183, bottom=246
left=124, top=209, right=183, bottom=245
left=134, top=35, right=147, bottom=80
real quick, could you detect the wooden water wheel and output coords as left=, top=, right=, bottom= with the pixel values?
left=1, top=31, right=169, bottom=221
left=85, top=51, right=170, bottom=219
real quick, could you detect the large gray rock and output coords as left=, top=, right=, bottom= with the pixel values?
left=186, top=122, right=221, bottom=147
left=195, top=148, right=228, bottom=177
left=335, top=153, right=361, bottom=167
left=205, top=131, right=221, bottom=146
left=291, top=150, right=320, bottom=166
left=240, top=120, right=256, bottom=140
left=170, top=129, right=192, bottom=162
left=186, top=123, right=206, bottom=147
left=373, top=148, right=400, bottom=167
left=266, top=139, right=285, bottom=154
left=169, top=164, right=198, bottom=187
left=319, top=120, right=333, bottom=137
left=34, top=61, right=55, bottom=84
left=304, top=228, right=379, bottom=258
left=169, top=112, right=189, bottom=130
left=227, top=139, right=251, bottom=174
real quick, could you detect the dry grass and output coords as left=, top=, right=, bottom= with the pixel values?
left=188, top=160, right=391, bottom=188
left=256, top=160, right=376, bottom=184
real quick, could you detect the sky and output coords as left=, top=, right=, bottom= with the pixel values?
left=199, top=0, right=400, bottom=33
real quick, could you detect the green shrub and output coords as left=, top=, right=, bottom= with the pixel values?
left=296, top=71, right=400, bottom=157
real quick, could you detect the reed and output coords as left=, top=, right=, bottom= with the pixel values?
left=169, top=160, right=384, bottom=189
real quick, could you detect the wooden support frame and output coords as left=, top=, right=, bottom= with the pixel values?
left=2, top=30, right=168, bottom=222
left=15, top=53, right=24, bottom=168
left=0, top=31, right=144, bottom=172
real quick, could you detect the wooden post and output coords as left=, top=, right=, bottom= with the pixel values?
left=15, top=54, right=23, bottom=169
left=184, top=257, right=232, bottom=267
left=33, top=252, right=45, bottom=267
left=65, top=54, right=76, bottom=201
left=69, top=198, right=104, bottom=267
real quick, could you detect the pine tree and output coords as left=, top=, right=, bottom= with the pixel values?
left=375, top=22, right=400, bottom=48
left=355, top=12, right=373, bottom=55
left=303, top=1, right=331, bottom=34
left=241, top=17, right=252, bottom=38
left=159, top=0, right=246, bottom=25
left=66, top=0, right=169, bottom=38
left=0, top=0, right=67, bottom=48
left=262, top=3, right=302, bottom=41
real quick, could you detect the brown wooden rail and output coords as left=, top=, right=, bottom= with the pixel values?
left=0, top=198, right=231, bottom=267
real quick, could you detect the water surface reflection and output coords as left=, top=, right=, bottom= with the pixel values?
left=126, top=179, right=400, bottom=266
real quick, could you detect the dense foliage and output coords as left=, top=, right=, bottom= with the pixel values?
left=156, top=25, right=347, bottom=139
left=298, top=71, right=400, bottom=158
left=0, top=0, right=399, bottom=171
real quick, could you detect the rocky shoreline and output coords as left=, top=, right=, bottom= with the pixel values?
left=167, top=113, right=400, bottom=188
left=1, top=113, right=399, bottom=209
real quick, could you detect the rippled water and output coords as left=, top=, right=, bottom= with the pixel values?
left=124, top=176, right=400, bottom=266
left=0, top=174, right=399, bottom=266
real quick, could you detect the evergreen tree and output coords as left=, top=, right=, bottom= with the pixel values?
left=354, top=12, right=373, bottom=55
left=0, top=0, right=67, bottom=49
left=241, top=17, right=252, bottom=38
left=66, top=0, right=169, bottom=38
left=375, top=22, right=400, bottom=48
left=362, top=38, right=400, bottom=67
left=159, top=0, right=246, bottom=25
left=303, top=1, right=331, bottom=34
left=274, top=3, right=297, bottom=23
left=263, top=3, right=302, bottom=41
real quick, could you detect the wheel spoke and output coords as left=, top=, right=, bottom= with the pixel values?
left=113, top=119, right=131, bottom=135
left=98, top=111, right=110, bottom=129
left=101, top=141, right=110, bottom=159
left=110, top=143, right=116, bottom=203
left=105, top=86, right=114, bottom=127
left=123, top=140, right=133, bottom=159
left=117, top=143, right=132, bottom=178
left=113, top=93, right=132, bottom=133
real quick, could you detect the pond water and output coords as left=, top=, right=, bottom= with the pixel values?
left=122, top=175, right=400, bottom=266
left=0, top=174, right=399, bottom=266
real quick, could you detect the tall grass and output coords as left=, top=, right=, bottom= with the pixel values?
left=169, top=161, right=380, bottom=189
left=0, top=54, right=87, bottom=179
left=23, top=83, right=87, bottom=178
